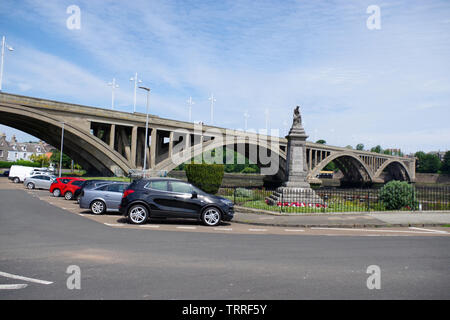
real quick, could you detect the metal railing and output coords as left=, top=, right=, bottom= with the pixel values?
left=216, top=185, right=450, bottom=213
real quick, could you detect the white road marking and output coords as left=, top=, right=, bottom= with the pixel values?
left=213, top=227, right=233, bottom=231
left=284, top=229, right=305, bottom=232
left=0, top=271, right=53, bottom=285
left=248, top=228, right=267, bottom=232
left=140, top=225, right=160, bottom=228
left=104, top=223, right=125, bottom=227
left=311, top=227, right=441, bottom=234
left=409, top=227, right=448, bottom=234
left=176, top=226, right=197, bottom=230
left=0, top=284, right=28, bottom=290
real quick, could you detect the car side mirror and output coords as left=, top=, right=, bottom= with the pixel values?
left=191, top=191, right=198, bottom=199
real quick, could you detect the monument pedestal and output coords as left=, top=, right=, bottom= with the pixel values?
left=266, top=107, right=323, bottom=206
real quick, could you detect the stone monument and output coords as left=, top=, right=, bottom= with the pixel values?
left=266, top=106, right=323, bottom=205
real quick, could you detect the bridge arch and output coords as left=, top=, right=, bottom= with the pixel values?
left=374, top=159, right=412, bottom=182
left=308, top=152, right=375, bottom=185
left=155, top=134, right=287, bottom=178
left=0, top=104, right=131, bottom=176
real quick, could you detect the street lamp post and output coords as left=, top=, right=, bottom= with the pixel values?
left=208, top=93, right=216, bottom=125
left=130, top=72, right=142, bottom=113
left=244, top=111, right=249, bottom=131
left=107, top=78, right=119, bottom=110
left=59, top=122, right=65, bottom=178
left=187, top=96, right=194, bottom=122
left=139, top=86, right=150, bottom=172
left=0, top=36, right=14, bottom=92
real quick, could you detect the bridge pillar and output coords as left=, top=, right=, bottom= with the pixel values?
left=131, top=126, right=138, bottom=167
left=150, top=128, right=157, bottom=168
left=109, top=124, right=115, bottom=149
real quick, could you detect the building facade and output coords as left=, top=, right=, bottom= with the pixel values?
left=0, top=133, right=53, bottom=162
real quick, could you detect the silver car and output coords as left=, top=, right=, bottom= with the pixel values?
left=24, top=174, right=56, bottom=190
left=79, top=182, right=130, bottom=214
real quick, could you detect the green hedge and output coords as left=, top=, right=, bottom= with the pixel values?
left=379, top=180, right=417, bottom=210
left=185, top=164, right=224, bottom=194
left=0, top=160, right=41, bottom=169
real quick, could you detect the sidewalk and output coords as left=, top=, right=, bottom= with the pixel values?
left=233, top=208, right=450, bottom=228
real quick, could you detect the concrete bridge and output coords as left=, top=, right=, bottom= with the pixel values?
left=0, top=93, right=415, bottom=184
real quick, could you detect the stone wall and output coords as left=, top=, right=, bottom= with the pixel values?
left=415, top=173, right=450, bottom=185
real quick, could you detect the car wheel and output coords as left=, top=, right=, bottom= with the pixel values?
left=90, top=200, right=106, bottom=215
left=13, top=177, right=20, bottom=183
left=64, top=191, right=73, bottom=200
left=27, top=182, right=35, bottom=189
left=201, top=207, right=221, bottom=226
left=53, top=189, right=61, bottom=197
left=128, top=204, right=149, bottom=225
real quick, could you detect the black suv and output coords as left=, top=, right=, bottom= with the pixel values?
left=119, top=178, right=234, bottom=226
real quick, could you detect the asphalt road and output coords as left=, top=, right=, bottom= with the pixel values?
left=1, top=185, right=449, bottom=299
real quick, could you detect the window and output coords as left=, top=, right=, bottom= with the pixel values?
left=146, top=181, right=168, bottom=192
left=170, top=181, right=193, bottom=194
left=106, top=184, right=128, bottom=193
left=0, top=151, right=3, bottom=157
left=72, top=180, right=84, bottom=186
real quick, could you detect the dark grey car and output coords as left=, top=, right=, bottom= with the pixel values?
left=23, top=175, right=56, bottom=190
left=79, top=182, right=130, bottom=214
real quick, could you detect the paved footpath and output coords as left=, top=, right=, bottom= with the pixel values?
left=233, top=209, right=450, bottom=228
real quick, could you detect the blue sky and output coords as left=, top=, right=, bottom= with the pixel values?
left=0, top=0, right=449, bottom=153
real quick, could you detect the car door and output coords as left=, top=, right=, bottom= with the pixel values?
left=40, top=175, right=53, bottom=189
left=143, top=180, right=173, bottom=217
left=103, top=183, right=128, bottom=210
left=167, top=181, right=204, bottom=218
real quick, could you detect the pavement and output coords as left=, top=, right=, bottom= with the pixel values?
left=233, top=208, right=450, bottom=228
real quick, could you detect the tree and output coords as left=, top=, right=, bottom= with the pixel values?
left=315, top=139, right=326, bottom=144
left=356, top=143, right=364, bottom=150
left=441, top=151, right=450, bottom=174
left=370, top=145, right=382, bottom=153
left=50, top=150, right=72, bottom=169
left=29, top=154, right=49, bottom=167
left=415, top=152, right=440, bottom=173
left=345, top=145, right=353, bottom=149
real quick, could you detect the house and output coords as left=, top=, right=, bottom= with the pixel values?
left=0, top=133, right=53, bottom=162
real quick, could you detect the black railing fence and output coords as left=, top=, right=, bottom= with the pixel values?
left=217, top=185, right=450, bottom=213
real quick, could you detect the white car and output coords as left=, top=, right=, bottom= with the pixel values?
left=8, top=165, right=35, bottom=183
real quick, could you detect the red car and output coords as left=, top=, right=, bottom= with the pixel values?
left=61, top=178, right=86, bottom=200
left=50, top=177, right=82, bottom=198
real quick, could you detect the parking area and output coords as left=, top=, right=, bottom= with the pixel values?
left=1, top=177, right=449, bottom=237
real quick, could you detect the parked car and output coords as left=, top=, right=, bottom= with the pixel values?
left=2, top=170, right=9, bottom=177
left=79, top=182, right=130, bottom=214
left=50, top=177, right=80, bottom=197
left=74, top=180, right=125, bottom=201
left=119, top=178, right=234, bottom=226
left=8, top=165, right=35, bottom=183
left=23, top=174, right=56, bottom=190
left=61, top=178, right=86, bottom=200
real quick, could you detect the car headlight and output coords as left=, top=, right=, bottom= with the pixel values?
left=220, top=199, right=233, bottom=206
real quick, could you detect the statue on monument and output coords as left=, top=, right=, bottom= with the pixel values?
left=292, top=106, right=302, bottom=128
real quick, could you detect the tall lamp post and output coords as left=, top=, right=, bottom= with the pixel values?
left=187, top=96, right=194, bottom=122
left=139, top=86, right=150, bottom=172
left=244, top=110, right=249, bottom=131
left=59, top=122, right=65, bottom=178
left=130, top=72, right=142, bottom=113
left=0, top=36, right=14, bottom=91
left=107, top=78, right=119, bottom=110
left=209, top=93, right=216, bottom=125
